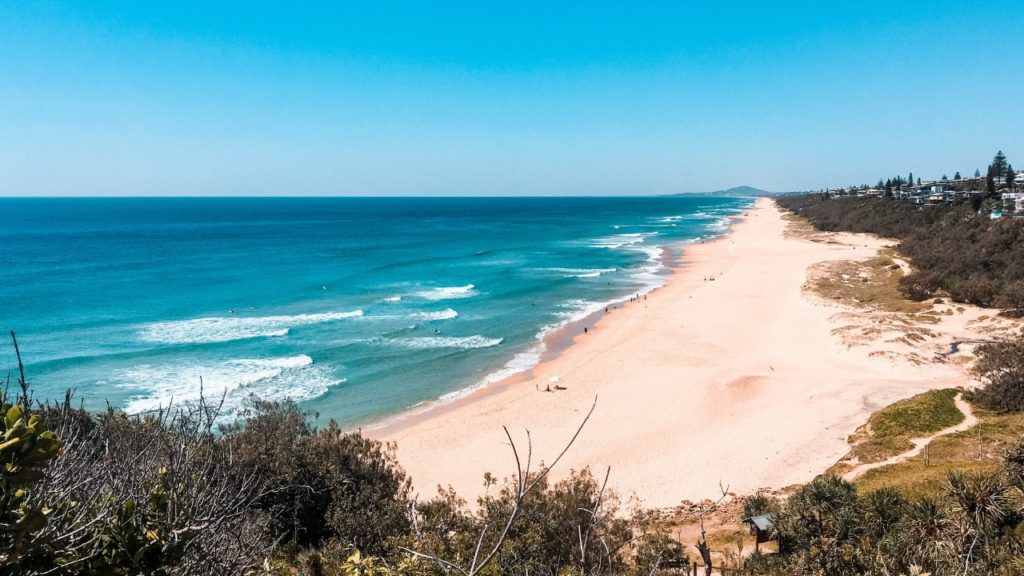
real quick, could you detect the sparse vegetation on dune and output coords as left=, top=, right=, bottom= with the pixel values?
left=777, top=194, right=1024, bottom=312
left=805, top=250, right=927, bottom=314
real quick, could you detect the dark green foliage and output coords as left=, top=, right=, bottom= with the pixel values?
left=741, top=493, right=781, bottom=520
left=967, top=331, right=1024, bottom=411
left=226, top=400, right=412, bottom=553
left=859, top=487, right=906, bottom=544
left=1006, top=437, right=1024, bottom=490
left=994, top=151, right=1009, bottom=176
left=972, top=192, right=984, bottom=211
left=776, top=195, right=1024, bottom=310
left=773, top=476, right=866, bottom=575
left=756, top=471, right=1024, bottom=576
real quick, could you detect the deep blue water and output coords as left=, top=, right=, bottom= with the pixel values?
left=0, top=196, right=752, bottom=426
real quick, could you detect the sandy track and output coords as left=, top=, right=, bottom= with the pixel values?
left=842, top=393, right=978, bottom=481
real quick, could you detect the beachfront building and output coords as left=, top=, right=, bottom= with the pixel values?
left=1003, top=192, right=1024, bottom=212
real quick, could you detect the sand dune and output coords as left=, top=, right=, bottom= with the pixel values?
left=374, top=198, right=1002, bottom=508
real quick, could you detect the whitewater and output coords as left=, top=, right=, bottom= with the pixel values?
left=0, top=196, right=752, bottom=426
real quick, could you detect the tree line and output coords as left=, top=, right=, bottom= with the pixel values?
left=841, top=151, right=1016, bottom=195
left=775, top=194, right=1024, bottom=312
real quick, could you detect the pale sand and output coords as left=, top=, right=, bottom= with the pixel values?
left=373, top=198, right=997, bottom=508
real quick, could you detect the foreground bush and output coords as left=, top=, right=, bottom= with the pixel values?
left=2, top=336, right=676, bottom=575
left=750, top=472, right=1024, bottom=576
left=224, top=400, right=412, bottom=554
left=3, top=395, right=274, bottom=575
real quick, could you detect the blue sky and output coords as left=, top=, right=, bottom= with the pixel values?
left=1, top=1, right=1022, bottom=196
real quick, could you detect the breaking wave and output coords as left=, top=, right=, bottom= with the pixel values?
left=139, top=310, right=364, bottom=344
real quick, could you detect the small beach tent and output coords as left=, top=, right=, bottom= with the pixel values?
left=742, top=514, right=776, bottom=551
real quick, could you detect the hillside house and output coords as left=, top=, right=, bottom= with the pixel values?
left=1003, top=192, right=1024, bottom=212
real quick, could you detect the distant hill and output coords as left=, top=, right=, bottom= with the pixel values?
left=712, top=186, right=772, bottom=197
left=668, top=185, right=774, bottom=197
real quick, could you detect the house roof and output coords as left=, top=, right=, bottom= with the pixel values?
left=743, top=514, right=774, bottom=532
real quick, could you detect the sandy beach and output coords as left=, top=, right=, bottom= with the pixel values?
left=374, top=198, right=1000, bottom=508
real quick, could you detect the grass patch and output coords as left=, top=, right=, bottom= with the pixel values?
left=854, top=458, right=1001, bottom=496
left=869, top=388, right=962, bottom=438
left=847, top=389, right=963, bottom=464
left=854, top=404, right=1024, bottom=497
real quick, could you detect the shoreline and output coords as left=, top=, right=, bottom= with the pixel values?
left=368, top=209, right=752, bottom=437
left=371, top=198, right=979, bottom=507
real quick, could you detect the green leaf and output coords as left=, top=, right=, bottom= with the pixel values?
left=5, top=405, right=23, bottom=429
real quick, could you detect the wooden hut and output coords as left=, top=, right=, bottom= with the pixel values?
left=742, top=514, right=775, bottom=552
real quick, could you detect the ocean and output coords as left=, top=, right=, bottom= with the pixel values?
left=0, top=196, right=753, bottom=427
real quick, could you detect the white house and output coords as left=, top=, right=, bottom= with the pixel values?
left=1003, top=192, right=1024, bottom=212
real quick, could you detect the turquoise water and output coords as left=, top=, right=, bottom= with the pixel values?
left=0, top=196, right=752, bottom=427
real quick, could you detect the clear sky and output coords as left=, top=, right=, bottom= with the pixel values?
left=2, top=1, right=1022, bottom=196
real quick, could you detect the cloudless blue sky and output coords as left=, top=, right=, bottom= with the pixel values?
left=2, top=1, right=1022, bottom=196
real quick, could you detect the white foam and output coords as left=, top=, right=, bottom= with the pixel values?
left=590, top=232, right=657, bottom=249
left=391, top=335, right=503, bottom=349
left=438, top=345, right=544, bottom=403
left=543, top=267, right=617, bottom=278
left=383, top=296, right=402, bottom=303
left=373, top=205, right=752, bottom=429
left=414, top=284, right=477, bottom=301
left=557, top=299, right=610, bottom=322
left=139, top=310, right=364, bottom=345
left=410, top=308, right=459, bottom=321
left=657, top=215, right=684, bottom=222
left=629, top=245, right=668, bottom=291
left=115, top=354, right=339, bottom=420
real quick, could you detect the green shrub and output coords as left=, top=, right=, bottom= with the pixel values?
left=968, top=331, right=1024, bottom=412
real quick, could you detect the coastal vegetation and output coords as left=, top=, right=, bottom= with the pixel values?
left=968, top=332, right=1024, bottom=412
left=776, top=194, right=1024, bottom=312
left=842, top=388, right=964, bottom=465
left=745, top=468, right=1024, bottom=575
left=1, top=335, right=679, bottom=576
